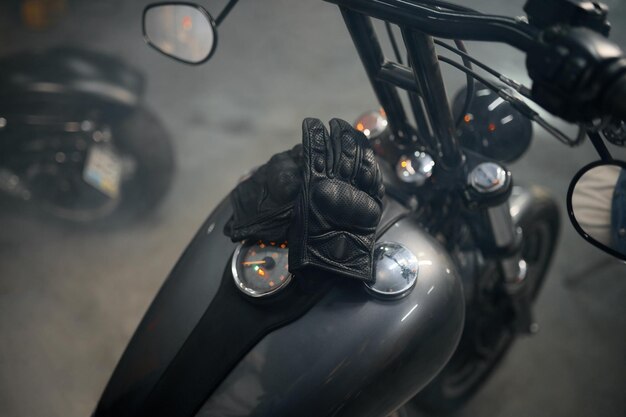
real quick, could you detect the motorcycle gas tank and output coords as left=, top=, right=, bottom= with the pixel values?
left=197, top=218, right=464, bottom=417
left=94, top=198, right=464, bottom=417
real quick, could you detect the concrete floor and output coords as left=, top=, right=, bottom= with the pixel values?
left=0, top=1, right=625, bottom=416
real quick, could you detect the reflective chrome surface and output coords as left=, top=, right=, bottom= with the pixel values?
left=365, top=242, right=418, bottom=299
left=354, top=109, right=389, bottom=139
left=468, top=162, right=507, bottom=193
left=396, top=152, right=435, bottom=185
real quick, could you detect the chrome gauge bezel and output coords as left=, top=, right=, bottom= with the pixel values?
left=231, top=241, right=293, bottom=298
left=365, top=241, right=419, bottom=300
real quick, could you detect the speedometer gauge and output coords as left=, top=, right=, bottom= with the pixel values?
left=231, top=240, right=292, bottom=298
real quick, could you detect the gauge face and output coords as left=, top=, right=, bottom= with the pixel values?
left=231, top=240, right=292, bottom=298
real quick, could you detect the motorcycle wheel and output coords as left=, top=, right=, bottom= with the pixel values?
left=411, top=193, right=560, bottom=414
left=38, top=107, right=174, bottom=224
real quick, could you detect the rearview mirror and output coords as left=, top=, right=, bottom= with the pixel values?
left=568, top=160, right=626, bottom=261
left=143, top=3, right=217, bottom=64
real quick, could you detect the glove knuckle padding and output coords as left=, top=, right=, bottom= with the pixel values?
left=338, top=157, right=356, bottom=181
left=313, top=156, right=325, bottom=174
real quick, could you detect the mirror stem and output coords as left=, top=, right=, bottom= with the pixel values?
left=215, top=0, right=240, bottom=26
left=587, top=130, right=614, bottom=162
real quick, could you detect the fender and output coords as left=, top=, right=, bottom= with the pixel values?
left=0, top=47, right=144, bottom=108
left=93, top=197, right=466, bottom=417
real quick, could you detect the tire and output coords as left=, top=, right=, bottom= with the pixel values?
left=412, top=189, right=560, bottom=414
left=40, top=106, right=175, bottom=224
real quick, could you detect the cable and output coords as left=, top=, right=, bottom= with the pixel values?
left=434, top=39, right=532, bottom=98
left=452, top=40, right=475, bottom=128
left=378, top=9, right=569, bottom=144
left=437, top=55, right=585, bottom=146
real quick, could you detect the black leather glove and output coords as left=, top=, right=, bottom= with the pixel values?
left=224, top=145, right=302, bottom=242
left=288, top=118, right=384, bottom=283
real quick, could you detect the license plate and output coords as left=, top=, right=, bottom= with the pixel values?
left=83, top=145, right=123, bottom=198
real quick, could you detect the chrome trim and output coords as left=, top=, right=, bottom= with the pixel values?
left=469, top=162, right=507, bottom=193
left=365, top=241, right=419, bottom=299
left=396, top=152, right=435, bottom=185
left=353, top=109, right=389, bottom=139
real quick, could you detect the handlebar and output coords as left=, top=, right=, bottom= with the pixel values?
left=326, top=0, right=539, bottom=51
left=326, top=0, right=626, bottom=124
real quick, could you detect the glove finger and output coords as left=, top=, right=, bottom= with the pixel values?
left=302, top=118, right=331, bottom=177
left=356, top=146, right=383, bottom=199
left=329, top=118, right=360, bottom=183
left=372, top=164, right=385, bottom=200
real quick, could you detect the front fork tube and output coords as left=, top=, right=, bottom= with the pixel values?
left=485, top=202, right=537, bottom=334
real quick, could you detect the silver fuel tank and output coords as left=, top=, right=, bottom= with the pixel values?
left=93, top=197, right=465, bottom=417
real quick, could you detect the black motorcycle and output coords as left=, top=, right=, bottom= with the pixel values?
left=93, top=1, right=626, bottom=416
left=0, top=47, right=174, bottom=223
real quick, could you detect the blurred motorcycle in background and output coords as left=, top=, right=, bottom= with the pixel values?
left=0, top=47, right=174, bottom=223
